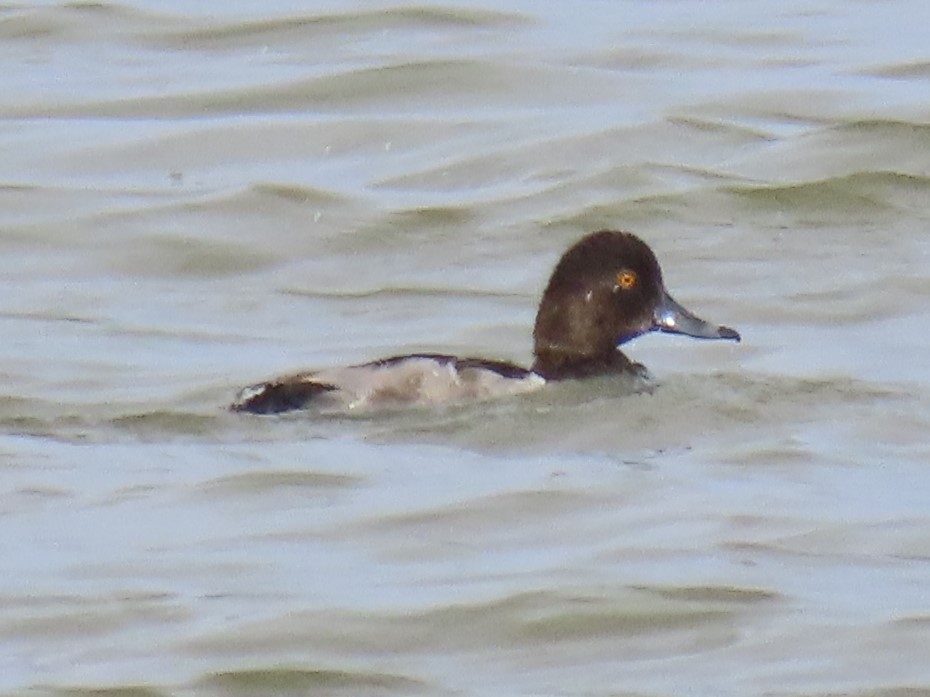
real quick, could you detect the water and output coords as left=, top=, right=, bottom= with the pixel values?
left=2, top=1, right=930, bottom=695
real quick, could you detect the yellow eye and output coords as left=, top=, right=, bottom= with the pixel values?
left=616, top=270, right=638, bottom=290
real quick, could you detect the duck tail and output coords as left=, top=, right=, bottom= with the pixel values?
left=230, top=378, right=335, bottom=414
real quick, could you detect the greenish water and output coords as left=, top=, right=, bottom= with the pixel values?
left=1, top=2, right=929, bottom=696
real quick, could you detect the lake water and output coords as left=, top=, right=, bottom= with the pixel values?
left=2, top=1, right=930, bottom=695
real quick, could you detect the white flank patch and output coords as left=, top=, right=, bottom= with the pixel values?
left=309, top=357, right=545, bottom=410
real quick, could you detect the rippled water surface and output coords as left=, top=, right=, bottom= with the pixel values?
left=2, top=1, right=930, bottom=695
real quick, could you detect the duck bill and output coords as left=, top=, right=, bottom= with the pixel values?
left=653, top=290, right=741, bottom=342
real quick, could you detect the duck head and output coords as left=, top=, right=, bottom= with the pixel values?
left=532, top=230, right=739, bottom=379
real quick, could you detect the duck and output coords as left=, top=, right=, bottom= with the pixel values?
left=231, top=230, right=740, bottom=414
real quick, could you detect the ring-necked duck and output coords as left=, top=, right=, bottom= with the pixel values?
left=232, top=230, right=739, bottom=414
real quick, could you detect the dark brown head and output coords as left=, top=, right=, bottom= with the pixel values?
left=532, top=230, right=739, bottom=379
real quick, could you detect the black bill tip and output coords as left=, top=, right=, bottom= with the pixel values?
left=717, top=325, right=741, bottom=342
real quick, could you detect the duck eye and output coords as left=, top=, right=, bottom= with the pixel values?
left=616, top=270, right=638, bottom=290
